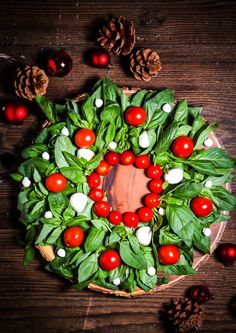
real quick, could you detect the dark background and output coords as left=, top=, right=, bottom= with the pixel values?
left=0, top=0, right=236, bottom=332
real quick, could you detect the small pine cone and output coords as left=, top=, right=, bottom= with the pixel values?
left=167, top=298, right=205, bottom=333
left=97, top=16, right=135, bottom=56
left=14, top=66, right=49, bottom=100
left=130, top=48, right=161, bottom=81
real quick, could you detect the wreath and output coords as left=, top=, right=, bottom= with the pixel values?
left=12, top=78, right=236, bottom=295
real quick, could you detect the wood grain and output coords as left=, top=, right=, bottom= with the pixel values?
left=0, top=0, right=236, bottom=332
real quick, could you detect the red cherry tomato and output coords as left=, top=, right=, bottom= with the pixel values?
left=146, top=165, right=163, bottom=179
left=158, top=244, right=180, bottom=265
left=120, top=151, right=135, bottom=165
left=105, top=151, right=120, bottom=166
left=144, top=193, right=160, bottom=208
left=135, top=154, right=151, bottom=169
left=89, top=188, right=104, bottom=202
left=95, top=160, right=110, bottom=176
left=108, top=211, right=122, bottom=225
left=191, top=197, right=213, bottom=217
left=74, top=128, right=96, bottom=148
left=123, top=212, right=139, bottom=228
left=45, top=173, right=67, bottom=192
left=171, top=136, right=194, bottom=158
left=63, top=226, right=84, bottom=248
left=148, top=179, right=164, bottom=194
left=137, top=207, right=154, bottom=222
left=93, top=200, right=110, bottom=217
left=99, top=249, right=121, bottom=271
left=124, top=106, right=147, bottom=126
left=87, top=172, right=101, bottom=188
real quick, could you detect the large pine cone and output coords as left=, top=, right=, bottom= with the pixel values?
left=97, top=16, right=135, bottom=56
left=14, top=66, right=49, bottom=100
left=130, top=48, right=161, bottom=81
left=167, top=298, right=205, bottom=333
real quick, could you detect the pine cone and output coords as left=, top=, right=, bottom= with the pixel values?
left=14, top=66, right=49, bottom=100
left=130, top=48, right=161, bottom=81
left=167, top=298, right=205, bottom=333
left=97, top=16, right=135, bottom=56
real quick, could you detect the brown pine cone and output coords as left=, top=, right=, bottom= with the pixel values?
left=97, top=16, right=135, bottom=56
left=14, top=66, right=49, bottom=100
left=130, top=48, right=161, bottom=81
left=167, top=298, right=205, bottom=333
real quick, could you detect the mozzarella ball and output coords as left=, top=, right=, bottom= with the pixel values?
left=162, top=103, right=172, bottom=113
left=44, top=211, right=53, bottom=219
left=164, top=168, right=183, bottom=184
left=204, top=138, right=213, bottom=147
left=42, top=151, right=50, bottom=160
left=77, top=148, right=95, bottom=161
left=147, top=267, right=156, bottom=276
left=22, top=177, right=31, bottom=187
left=57, top=248, right=66, bottom=258
left=204, top=180, right=213, bottom=188
left=202, top=227, right=211, bottom=237
left=158, top=207, right=165, bottom=216
left=139, top=131, right=150, bottom=148
left=70, top=193, right=88, bottom=213
left=108, top=141, right=117, bottom=150
left=113, top=278, right=121, bottom=286
left=95, top=98, right=104, bottom=108
left=61, top=127, right=69, bottom=136
left=135, top=226, right=152, bottom=246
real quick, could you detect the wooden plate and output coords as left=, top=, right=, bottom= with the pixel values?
left=37, top=87, right=229, bottom=297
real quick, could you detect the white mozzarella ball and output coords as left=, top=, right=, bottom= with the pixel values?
left=138, top=131, right=150, bottom=148
left=164, top=168, right=184, bottom=184
left=113, top=278, right=121, bottom=286
left=95, top=98, right=104, bottom=108
left=70, top=193, right=88, bottom=213
left=108, top=141, right=117, bottom=150
left=135, top=226, right=152, bottom=246
left=57, top=248, right=66, bottom=258
left=158, top=207, right=165, bottom=216
left=202, top=227, right=211, bottom=237
left=22, top=177, right=31, bottom=187
left=204, top=138, right=213, bottom=147
left=77, top=148, right=95, bottom=161
left=162, top=103, right=172, bottom=113
left=61, top=127, right=69, bottom=136
left=204, top=180, right=213, bottom=188
left=42, top=151, right=50, bottom=160
left=147, top=267, right=156, bottom=276
left=44, top=211, right=53, bottom=219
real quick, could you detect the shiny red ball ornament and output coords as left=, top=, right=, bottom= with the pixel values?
left=3, top=102, right=28, bottom=125
left=46, top=50, right=72, bottom=77
left=187, top=285, right=214, bottom=304
left=215, top=243, right=236, bottom=266
left=90, top=49, right=110, bottom=68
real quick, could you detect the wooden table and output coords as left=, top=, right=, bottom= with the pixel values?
left=0, top=0, right=236, bottom=332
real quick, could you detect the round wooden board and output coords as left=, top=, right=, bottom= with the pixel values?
left=37, top=87, right=229, bottom=297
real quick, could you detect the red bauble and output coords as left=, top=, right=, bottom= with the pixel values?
left=46, top=50, right=72, bottom=77
left=4, top=102, right=28, bottom=125
left=215, top=243, right=236, bottom=266
left=90, top=49, right=110, bottom=68
left=187, top=285, right=214, bottom=304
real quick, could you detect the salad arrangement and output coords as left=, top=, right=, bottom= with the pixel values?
left=12, top=78, right=236, bottom=293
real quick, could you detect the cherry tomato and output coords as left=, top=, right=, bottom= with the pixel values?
left=146, top=165, right=163, bottom=179
left=124, top=106, right=147, bottom=126
left=158, top=244, right=180, bottom=265
left=135, top=154, right=151, bottom=169
left=144, top=193, right=160, bottom=208
left=63, top=226, right=84, bottom=248
left=105, top=151, right=120, bottom=166
left=148, top=179, right=164, bottom=194
left=87, top=172, right=101, bottom=188
left=74, top=128, right=96, bottom=148
left=120, top=151, right=135, bottom=165
left=137, top=207, right=153, bottom=222
left=89, top=188, right=104, bottom=202
left=171, top=136, right=194, bottom=158
left=123, top=212, right=139, bottom=228
left=45, top=173, right=67, bottom=192
left=108, top=211, right=122, bottom=225
left=99, top=249, right=121, bottom=271
left=95, top=160, right=110, bottom=176
left=191, top=197, right=213, bottom=217
left=93, top=200, right=110, bottom=217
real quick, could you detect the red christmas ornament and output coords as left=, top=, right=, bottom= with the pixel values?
left=187, top=285, right=214, bottom=304
left=3, top=102, right=28, bottom=125
left=90, top=49, right=110, bottom=68
left=46, top=50, right=72, bottom=77
left=215, top=243, right=236, bottom=266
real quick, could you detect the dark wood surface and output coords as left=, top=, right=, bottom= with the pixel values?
left=0, top=0, right=236, bottom=332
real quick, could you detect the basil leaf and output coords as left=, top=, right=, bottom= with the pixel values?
left=18, top=158, right=50, bottom=178
left=28, top=200, right=46, bottom=222
left=172, top=182, right=203, bottom=199
left=63, top=152, right=84, bottom=169
left=105, top=122, right=116, bottom=144
left=46, top=257, right=73, bottom=278
left=130, top=89, right=147, bottom=106
left=21, top=144, right=48, bottom=159
left=86, top=152, right=104, bottom=170
left=48, top=192, right=66, bottom=217
left=209, top=186, right=236, bottom=211
left=160, top=264, right=196, bottom=275
left=174, top=100, right=188, bottom=122
left=91, top=219, right=110, bottom=230
left=35, top=128, right=49, bottom=144
left=100, top=101, right=120, bottom=123
left=190, top=115, right=205, bottom=138
left=35, top=224, right=54, bottom=244
left=176, top=125, right=192, bottom=137
left=78, top=253, right=98, bottom=283
left=194, top=123, right=218, bottom=149
left=153, top=151, right=171, bottom=165
left=81, top=96, right=96, bottom=128
left=46, top=226, right=62, bottom=244
left=139, top=270, right=157, bottom=290
left=54, top=136, right=76, bottom=168
left=10, top=172, right=23, bottom=182
left=121, top=269, right=136, bottom=292
left=60, top=166, right=86, bottom=184
left=127, top=233, right=141, bottom=254
left=188, top=106, right=203, bottom=119
left=35, top=96, right=57, bottom=123
left=192, top=229, right=210, bottom=254
left=120, top=241, right=147, bottom=269
left=159, top=226, right=182, bottom=247
left=166, top=205, right=195, bottom=247
left=23, top=245, right=35, bottom=266
left=155, top=122, right=179, bottom=153
left=84, top=227, right=106, bottom=252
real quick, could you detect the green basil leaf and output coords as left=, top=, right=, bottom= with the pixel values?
left=86, top=152, right=104, bottom=170
left=46, top=257, right=73, bottom=278
left=21, top=144, right=48, bottom=159
left=78, top=253, right=98, bottom=283
left=192, top=229, right=210, bottom=254
left=119, top=241, right=147, bottom=269
left=84, top=227, right=106, bottom=252
left=127, top=233, right=141, bottom=254
left=60, top=166, right=86, bottom=184
left=35, top=95, right=57, bottom=123
left=139, top=270, right=157, bottom=290
left=174, top=100, right=188, bottom=122
left=35, top=224, right=54, bottom=244
left=176, top=125, right=192, bottom=137
left=18, top=158, right=50, bottom=178
left=121, top=269, right=136, bottom=293
left=35, top=128, right=49, bottom=144
left=48, top=192, right=66, bottom=217
left=10, top=172, right=23, bottom=182
left=100, top=101, right=120, bottom=123
left=194, top=123, right=218, bottom=149
left=172, top=182, right=203, bottom=199
left=209, top=186, right=236, bottom=211
left=105, top=122, right=116, bottom=144
left=130, top=89, right=147, bottom=106
left=159, top=225, right=182, bottom=246
left=91, top=219, right=110, bottom=230
left=28, top=200, right=46, bottom=222
left=63, top=206, right=75, bottom=221
left=23, top=245, right=35, bottom=266
left=160, top=264, right=196, bottom=275
left=188, top=106, right=203, bottom=119
left=46, top=226, right=62, bottom=244
left=81, top=96, right=96, bottom=128
left=190, top=115, right=205, bottom=138
left=155, top=122, right=179, bottom=153
left=54, top=136, right=76, bottom=168
left=63, top=152, right=84, bottom=169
